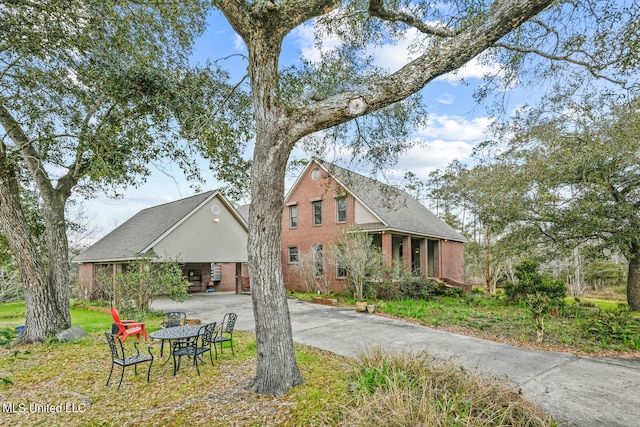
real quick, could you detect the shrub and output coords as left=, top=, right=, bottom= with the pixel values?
left=442, top=286, right=466, bottom=299
left=368, top=281, right=401, bottom=300
left=503, top=260, right=567, bottom=342
left=504, top=260, right=566, bottom=304
left=582, top=305, right=640, bottom=348
left=397, top=276, right=443, bottom=300
left=93, top=255, right=190, bottom=319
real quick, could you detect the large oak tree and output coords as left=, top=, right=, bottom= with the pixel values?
left=0, top=0, right=250, bottom=343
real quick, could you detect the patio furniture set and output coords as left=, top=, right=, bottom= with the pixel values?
left=105, top=308, right=237, bottom=389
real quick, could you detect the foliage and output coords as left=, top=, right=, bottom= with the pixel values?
left=504, top=260, right=567, bottom=342
left=92, top=257, right=189, bottom=320
left=0, top=267, right=23, bottom=303
left=334, top=227, right=382, bottom=300
left=342, top=348, right=553, bottom=426
left=378, top=291, right=640, bottom=353
left=581, top=305, right=640, bottom=346
left=397, top=275, right=444, bottom=300
left=0, top=327, right=17, bottom=346
left=504, top=260, right=567, bottom=304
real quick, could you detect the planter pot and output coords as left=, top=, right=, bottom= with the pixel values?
left=366, top=304, right=376, bottom=314
left=355, top=301, right=368, bottom=312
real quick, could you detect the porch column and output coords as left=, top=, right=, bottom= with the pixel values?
left=381, top=232, right=392, bottom=273
left=402, top=235, right=412, bottom=275
left=420, top=239, right=428, bottom=278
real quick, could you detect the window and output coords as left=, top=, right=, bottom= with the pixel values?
left=336, top=197, right=347, bottom=222
left=336, top=263, right=347, bottom=278
left=313, top=244, right=323, bottom=276
left=289, top=205, right=298, bottom=228
left=312, top=200, right=322, bottom=225
left=288, top=246, right=299, bottom=263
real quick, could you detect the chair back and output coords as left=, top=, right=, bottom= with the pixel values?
left=162, top=312, right=186, bottom=328
left=105, top=332, right=124, bottom=360
left=223, top=313, right=237, bottom=334
left=199, top=322, right=217, bottom=347
left=111, top=307, right=122, bottom=324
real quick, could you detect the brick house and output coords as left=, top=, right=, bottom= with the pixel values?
left=281, top=159, right=468, bottom=293
left=74, top=190, right=249, bottom=297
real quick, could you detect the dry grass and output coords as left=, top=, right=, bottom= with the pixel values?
left=0, top=331, right=351, bottom=426
left=338, top=348, right=555, bottom=427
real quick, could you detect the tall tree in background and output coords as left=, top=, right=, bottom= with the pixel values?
left=0, top=1, right=251, bottom=343
left=431, top=143, right=531, bottom=293
left=502, top=92, right=640, bottom=310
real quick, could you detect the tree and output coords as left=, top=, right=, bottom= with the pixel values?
left=501, top=92, right=640, bottom=310
left=0, top=1, right=251, bottom=342
left=211, top=0, right=637, bottom=395
left=428, top=143, right=531, bottom=293
left=93, top=256, right=190, bottom=320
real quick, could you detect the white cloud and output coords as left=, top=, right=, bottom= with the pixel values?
left=101, top=192, right=175, bottom=207
left=290, top=24, right=341, bottom=62
left=418, top=114, right=493, bottom=141
left=394, top=140, right=475, bottom=179
left=368, top=28, right=426, bottom=72
left=440, top=55, right=502, bottom=82
left=437, top=93, right=454, bottom=105
left=233, top=34, right=246, bottom=52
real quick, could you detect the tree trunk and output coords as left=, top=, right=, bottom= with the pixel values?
left=246, top=138, right=304, bottom=395
left=627, top=242, right=640, bottom=311
left=245, top=34, right=303, bottom=395
left=0, top=144, right=70, bottom=343
left=41, top=191, right=72, bottom=332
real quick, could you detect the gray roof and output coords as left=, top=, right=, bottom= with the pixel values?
left=74, top=191, right=219, bottom=262
left=236, top=204, right=250, bottom=222
left=316, top=160, right=466, bottom=242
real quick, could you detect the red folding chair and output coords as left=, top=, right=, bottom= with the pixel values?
left=111, top=307, right=148, bottom=342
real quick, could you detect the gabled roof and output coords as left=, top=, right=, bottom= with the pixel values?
left=289, top=159, right=466, bottom=242
left=74, top=190, right=248, bottom=263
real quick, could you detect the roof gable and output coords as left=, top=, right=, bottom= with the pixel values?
left=74, top=190, right=247, bottom=263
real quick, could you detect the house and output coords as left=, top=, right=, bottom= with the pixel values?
left=74, top=190, right=249, bottom=297
left=281, top=159, right=468, bottom=293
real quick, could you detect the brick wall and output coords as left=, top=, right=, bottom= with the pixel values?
left=281, top=164, right=352, bottom=292
left=440, top=240, right=465, bottom=282
left=78, top=263, right=94, bottom=299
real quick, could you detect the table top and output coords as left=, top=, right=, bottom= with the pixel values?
left=149, top=325, right=204, bottom=340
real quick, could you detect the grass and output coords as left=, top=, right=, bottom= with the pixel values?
left=290, top=289, right=640, bottom=355
left=375, top=293, right=640, bottom=355
left=0, top=302, right=554, bottom=426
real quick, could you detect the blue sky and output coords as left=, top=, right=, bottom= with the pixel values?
left=79, top=10, right=539, bottom=242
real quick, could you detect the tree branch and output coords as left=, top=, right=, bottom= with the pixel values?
left=288, top=0, right=554, bottom=140
left=368, top=0, right=459, bottom=37
left=495, top=41, right=627, bottom=86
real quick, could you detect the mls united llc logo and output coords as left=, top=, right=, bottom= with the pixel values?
left=2, top=401, right=87, bottom=414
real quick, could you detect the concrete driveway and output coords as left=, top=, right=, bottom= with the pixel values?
left=152, top=292, right=640, bottom=427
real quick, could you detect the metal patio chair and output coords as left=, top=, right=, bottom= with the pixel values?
left=171, top=322, right=217, bottom=376
left=212, top=313, right=237, bottom=358
left=105, top=332, right=154, bottom=389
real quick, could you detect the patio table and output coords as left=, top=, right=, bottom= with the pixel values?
left=149, top=325, right=203, bottom=363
